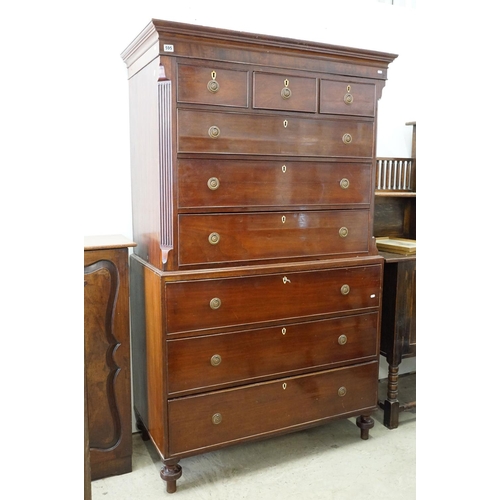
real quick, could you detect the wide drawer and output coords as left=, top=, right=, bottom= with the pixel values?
left=178, top=159, right=372, bottom=209
left=253, top=72, right=317, bottom=112
left=320, top=80, right=376, bottom=117
left=167, top=361, right=378, bottom=455
left=178, top=210, right=370, bottom=266
left=177, top=109, right=374, bottom=158
left=167, top=312, right=379, bottom=395
left=177, top=64, right=249, bottom=107
left=165, top=264, right=382, bottom=333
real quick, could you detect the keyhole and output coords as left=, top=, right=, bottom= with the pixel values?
left=282, top=165, right=287, bottom=173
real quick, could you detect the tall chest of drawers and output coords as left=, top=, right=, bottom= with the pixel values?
left=122, top=19, right=397, bottom=493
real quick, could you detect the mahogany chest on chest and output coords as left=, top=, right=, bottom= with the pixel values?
left=121, top=19, right=397, bottom=493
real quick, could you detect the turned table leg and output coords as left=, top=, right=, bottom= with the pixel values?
left=161, top=459, right=182, bottom=494
left=383, top=363, right=401, bottom=429
left=356, top=414, right=374, bottom=440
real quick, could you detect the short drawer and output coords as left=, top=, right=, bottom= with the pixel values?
left=178, top=159, right=372, bottom=209
left=253, top=72, right=317, bottom=112
left=177, top=64, right=249, bottom=107
left=177, top=109, right=374, bottom=158
left=165, top=264, right=382, bottom=333
left=167, top=312, right=379, bottom=395
left=178, top=210, right=370, bottom=266
left=320, top=80, right=376, bottom=117
left=167, top=361, right=378, bottom=455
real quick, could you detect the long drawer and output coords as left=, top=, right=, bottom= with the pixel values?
left=165, top=264, right=382, bottom=333
left=167, top=312, right=379, bottom=395
left=178, top=159, right=372, bottom=209
left=177, top=109, right=374, bottom=158
left=178, top=210, right=370, bottom=266
left=167, top=361, right=378, bottom=456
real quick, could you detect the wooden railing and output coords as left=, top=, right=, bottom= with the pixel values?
left=375, top=157, right=415, bottom=192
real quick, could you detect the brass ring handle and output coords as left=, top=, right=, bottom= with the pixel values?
left=340, top=178, right=350, bottom=189
left=338, top=334, right=347, bottom=345
left=342, top=133, right=352, bottom=144
left=208, top=232, right=220, bottom=245
left=344, top=93, right=353, bottom=104
left=338, top=386, right=347, bottom=397
left=281, top=87, right=292, bottom=99
left=210, top=354, right=222, bottom=366
left=212, top=413, right=222, bottom=425
left=207, top=177, right=220, bottom=190
left=207, top=80, right=220, bottom=93
left=208, top=126, right=221, bottom=138
left=339, top=227, right=348, bottom=238
left=340, top=284, right=350, bottom=296
left=210, top=297, right=221, bottom=310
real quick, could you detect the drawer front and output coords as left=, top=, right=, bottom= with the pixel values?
left=168, top=361, right=378, bottom=455
left=177, top=64, right=249, bottom=107
left=178, top=159, right=372, bottom=209
left=166, top=264, right=382, bottom=333
left=177, top=110, right=374, bottom=158
left=167, top=312, right=378, bottom=395
left=253, top=72, right=317, bottom=112
left=320, top=80, right=376, bottom=117
left=178, top=210, right=369, bottom=265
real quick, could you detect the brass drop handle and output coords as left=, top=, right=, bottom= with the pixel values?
left=338, top=334, right=347, bottom=345
left=208, top=125, right=221, bottom=138
left=338, top=386, right=347, bottom=397
left=212, top=413, right=222, bottom=424
left=210, top=297, right=221, bottom=310
left=339, top=227, right=348, bottom=238
left=281, top=78, right=292, bottom=99
left=344, top=84, right=353, bottom=104
left=208, top=232, right=220, bottom=245
left=340, top=284, right=350, bottom=296
left=342, top=133, right=352, bottom=144
left=211, top=354, right=222, bottom=366
left=207, top=177, right=220, bottom=190
left=207, top=71, right=220, bottom=93
left=340, top=178, right=350, bottom=189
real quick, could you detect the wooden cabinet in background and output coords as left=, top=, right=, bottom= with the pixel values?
left=374, top=122, right=416, bottom=429
left=84, top=235, right=136, bottom=479
left=121, top=20, right=397, bottom=493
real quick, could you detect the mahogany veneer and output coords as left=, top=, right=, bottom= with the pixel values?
left=122, top=19, right=397, bottom=493
left=84, top=235, right=136, bottom=480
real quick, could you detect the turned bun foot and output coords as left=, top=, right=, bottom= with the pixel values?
left=161, top=460, right=182, bottom=494
left=356, top=414, right=374, bottom=440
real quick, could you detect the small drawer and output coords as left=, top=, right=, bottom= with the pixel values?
left=167, top=361, right=378, bottom=455
left=177, top=64, right=249, bottom=107
left=165, top=264, right=382, bottom=333
left=253, top=72, right=317, bottom=112
left=178, top=159, right=372, bottom=209
left=178, top=109, right=374, bottom=158
left=178, top=210, right=370, bottom=266
left=320, top=80, right=376, bottom=117
left=167, top=312, right=379, bottom=395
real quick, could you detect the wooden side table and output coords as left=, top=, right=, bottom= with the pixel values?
left=84, top=235, right=136, bottom=479
left=378, top=251, right=416, bottom=428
